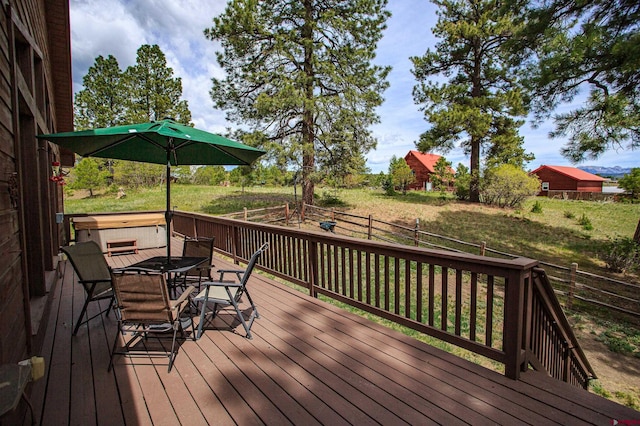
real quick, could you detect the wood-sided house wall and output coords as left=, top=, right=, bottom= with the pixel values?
left=530, top=165, right=606, bottom=196
left=0, top=0, right=72, bottom=398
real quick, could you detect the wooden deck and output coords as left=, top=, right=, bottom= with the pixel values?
left=25, top=241, right=639, bottom=425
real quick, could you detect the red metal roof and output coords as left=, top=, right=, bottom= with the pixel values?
left=405, top=150, right=446, bottom=173
left=530, top=165, right=607, bottom=181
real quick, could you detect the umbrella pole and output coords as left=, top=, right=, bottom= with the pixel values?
left=165, top=146, right=172, bottom=262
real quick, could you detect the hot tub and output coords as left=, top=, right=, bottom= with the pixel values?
left=72, top=213, right=167, bottom=253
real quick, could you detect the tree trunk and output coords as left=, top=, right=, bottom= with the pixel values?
left=469, top=40, right=482, bottom=203
left=634, top=218, right=640, bottom=244
left=302, top=152, right=314, bottom=205
left=469, top=136, right=481, bottom=203
left=301, top=0, right=315, bottom=206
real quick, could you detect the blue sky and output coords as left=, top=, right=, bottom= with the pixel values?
left=69, top=0, right=638, bottom=173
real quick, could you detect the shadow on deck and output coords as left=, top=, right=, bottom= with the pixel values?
left=24, top=240, right=639, bottom=425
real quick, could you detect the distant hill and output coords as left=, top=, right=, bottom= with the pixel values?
left=577, top=165, right=634, bottom=178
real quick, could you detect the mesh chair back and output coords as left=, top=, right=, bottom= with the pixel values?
left=182, top=237, right=215, bottom=278
left=61, top=241, right=112, bottom=296
left=112, top=273, right=173, bottom=322
left=239, top=243, right=269, bottom=288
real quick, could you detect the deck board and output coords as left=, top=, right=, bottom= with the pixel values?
left=24, top=240, right=640, bottom=425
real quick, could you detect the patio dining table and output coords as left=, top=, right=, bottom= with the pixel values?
left=117, top=255, right=208, bottom=296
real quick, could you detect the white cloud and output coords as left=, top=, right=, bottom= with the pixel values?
left=69, top=0, right=638, bottom=173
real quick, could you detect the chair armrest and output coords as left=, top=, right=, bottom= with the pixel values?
left=170, top=285, right=195, bottom=310
left=201, top=280, right=242, bottom=288
left=217, top=269, right=244, bottom=281
left=216, top=269, right=243, bottom=274
left=117, top=266, right=160, bottom=274
left=79, top=278, right=111, bottom=284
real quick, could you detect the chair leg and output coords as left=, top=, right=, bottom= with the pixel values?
left=244, top=290, right=260, bottom=319
left=73, top=297, right=93, bottom=335
left=196, top=288, right=210, bottom=340
left=168, top=324, right=179, bottom=372
left=229, top=297, right=254, bottom=339
left=106, top=296, right=115, bottom=317
left=108, top=323, right=122, bottom=371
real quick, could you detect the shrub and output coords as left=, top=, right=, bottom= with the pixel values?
left=564, top=210, right=575, bottom=219
left=382, top=176, right=396, bottom=195
left=318, top=190, right=347, bottom=207
left=531, top=201, right=543, bottom=213
left=481, top=164, right=540, bottom=208
left=578, top=213, right=593, bottom=230
left=601, top=237, right=640, bottom=273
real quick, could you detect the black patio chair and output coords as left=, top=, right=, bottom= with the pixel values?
left=60, top=241, right=115, bottom=335
left=193, top=243, right=269, bottom=339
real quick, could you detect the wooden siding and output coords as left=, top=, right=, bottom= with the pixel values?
left=533, top=168, right=603, bottom=194
left=0, top=0, right=70, bottom=386
left=13, top=243, right=640, bottom=425
left=405, top=151, right=431, bottom=190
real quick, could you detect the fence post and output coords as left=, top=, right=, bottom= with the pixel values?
left=331, top=208, right=335, bottom=221
left=285, top=203, right=290, bottom=226
left=568, top=262, right=578, bottom=309
left=414, top=219, right=420, bottom=246
left=368, top=215, right=373, bottom=240
left=243, top=207, right=248, bottom=221
left=480, top=241, right=486, bottom=256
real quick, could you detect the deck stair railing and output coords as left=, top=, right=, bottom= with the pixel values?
left=64, top=211, right=596, bottom=388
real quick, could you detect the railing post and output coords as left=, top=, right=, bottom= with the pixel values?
left=231, top=225, right=240, bottom=265
left=568, top=262, right=578, bottom=309
left=308, top=240, right=318, bottom=297
left=368, top=215, right=373, bottom=240
left=504, top=269, right=526, bottom=380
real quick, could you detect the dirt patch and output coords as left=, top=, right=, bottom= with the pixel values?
left=575, top=328, right=640, bottom=408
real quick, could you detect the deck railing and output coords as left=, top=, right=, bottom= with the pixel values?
left=63, top=210, right=596, bottom=388
left=169, top=210, right=595, bottom=388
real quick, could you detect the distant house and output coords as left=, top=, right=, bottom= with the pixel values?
left=530, top=165, right=607, bottom=195
left=404, top=150, right=455, bottom=191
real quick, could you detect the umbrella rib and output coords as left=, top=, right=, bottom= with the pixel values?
left=83, top=134, right=139, bottom=157
left=84, top=133, right=167, bottom=157
left=174, top=139, right=255, bottom=166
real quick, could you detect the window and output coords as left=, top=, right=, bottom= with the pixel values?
left=541, top=182, right=549, bottom=191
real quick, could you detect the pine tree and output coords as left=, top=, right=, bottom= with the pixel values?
left=73, top=55, right=125, bottom=130
left=411, top=0, right=531, bottom=202
left=122, top=44, right=191, bottom=125
left=514, top=0, right=640, bottom=162
left=206, top=0, right=391, bottom=205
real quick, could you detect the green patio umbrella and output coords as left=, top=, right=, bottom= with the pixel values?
left=38, top=119, right=266, bottom=261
